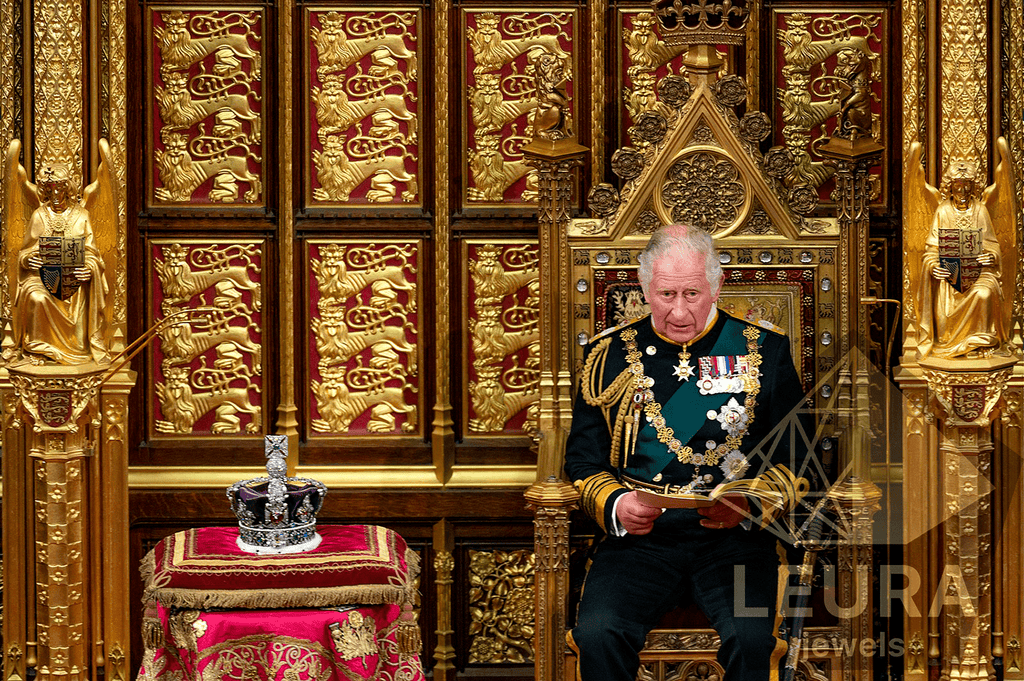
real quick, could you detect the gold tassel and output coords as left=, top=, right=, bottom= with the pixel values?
left=397, top=603, right=421, bottom=657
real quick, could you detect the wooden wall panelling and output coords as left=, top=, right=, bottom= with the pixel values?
left=462, top=6, right=579, bottom=208
left=303, top=7, right=421, bottom=209
left=146, top=6, right=266, bottom=208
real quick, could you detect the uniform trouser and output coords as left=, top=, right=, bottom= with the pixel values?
left=569, top=524, right=786, bottom=681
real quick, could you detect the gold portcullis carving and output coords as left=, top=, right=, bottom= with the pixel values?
left=153, top=242, right=262, bottom=435
left=468, top=549, right=535, bottom=664
left=310, top=242, right=418, bottom=435
left=467, top=243, right=539, bottom=435
left=152, top=9, right=263, bottom=204
left=310, top=11, right=419, bottom=204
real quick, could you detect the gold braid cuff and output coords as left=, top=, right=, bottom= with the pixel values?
left=744, top=465, right=809, bottom=529
left=580, top=335, right=635, bottom=467
left=574, top=472, right=627, bottom=532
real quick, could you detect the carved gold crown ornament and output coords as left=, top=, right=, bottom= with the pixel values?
left=651, top=0, right=749, bottom=46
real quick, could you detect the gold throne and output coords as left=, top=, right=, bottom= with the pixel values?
left=523, top=5, right=885, bottom=680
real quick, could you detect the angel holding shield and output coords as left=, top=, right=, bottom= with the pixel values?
left=3, top=140, right=117, bottom=365
left=905, top=138, right=1017, bottom=360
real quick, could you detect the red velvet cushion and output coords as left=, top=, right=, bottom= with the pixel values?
left=141, top=525, right=418, bottom=610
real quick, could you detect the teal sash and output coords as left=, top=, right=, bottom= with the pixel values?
left=624, top=317, right=762, bottom=480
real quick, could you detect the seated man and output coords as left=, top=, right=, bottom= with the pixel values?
left=565, top=224, right=809, bottom=681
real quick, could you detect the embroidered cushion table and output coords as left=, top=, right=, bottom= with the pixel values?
left=137, top=525, right=424, bottom=681
left=142, top=525, right=417, bottom=610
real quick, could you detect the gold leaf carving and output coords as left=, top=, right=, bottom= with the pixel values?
left=152, top=10, right=263, bottom=204
left=153, top=242, right=262, bottom=435
left=468, top=244, right=539, bottom=434
left=777, top=12, right=881, bottom=197
left=468, top=549, right=535, bottom=664
left=940, top=0, right=987, bottom=176
left=310, top=11, right=419, bottom=204
left=310, top=242, right=418, bottom=435
left=466, top=11, right=574, bottom=204
left=35, top=0, right=84, bottom=186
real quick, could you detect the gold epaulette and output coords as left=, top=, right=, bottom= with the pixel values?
left=591, top=316, right=644, bottom=342
left=580, top=336, right=631, bottom=408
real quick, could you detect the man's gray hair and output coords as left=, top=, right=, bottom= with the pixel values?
left=637, top=225, right=723, bottom=293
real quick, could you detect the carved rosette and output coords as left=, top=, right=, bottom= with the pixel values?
left=465, top=242, right=539, bottom=435
left=307, top=9, right=420, bottom=206
left=660, top=151, right=746, bottom=232
left=467, top=549, right=536, bottom=664
left=308, top=240, right=420, bottom=436
left=773, top=10, right=886, bottom=205
left=150, top=240, right=263, bottom=436
left=148, top=8, right=264, bottom=205
left=465, top=10, right=576, bottom=205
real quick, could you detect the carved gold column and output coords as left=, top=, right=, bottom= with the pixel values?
left=996, top=373, right=1024, bottom=680
left=9, top=365, right=99, bottom=681
left=897, top=372, right=937, bottom=680
left=276, top=0, right=299, bottom=471
left=432, top=0, right=455, bottom=484
left=97, top=372, right=134, bottom=681
left=522, top=61, right=585, bottom=681
left=0, top=0, right=21, bottom=327
left=921, top=357, right=1015, bottom=681
left=2, top=364, right=136, bottom=681
left=820, top=131, right=884, bottom=681
left=2, top=380, right=28, bottom=681
left=432, top=520, right=455, bottom=681
left=589, top=0, right=606, bottom=189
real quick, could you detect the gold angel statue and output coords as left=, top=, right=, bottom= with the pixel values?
left=905, top=138, right=1017, bottom=360
left=3, top=139, right=117, bottom=365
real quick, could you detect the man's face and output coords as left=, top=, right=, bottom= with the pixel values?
left=644, top=248, right=721, bottom=344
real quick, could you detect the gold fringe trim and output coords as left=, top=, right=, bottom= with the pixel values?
left=140, top=545, right=421, bottom=611
left=144, top=584, right=412, bottom=611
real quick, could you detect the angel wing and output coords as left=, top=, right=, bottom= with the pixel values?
left=982, top=136, right=1018, bottom=338
left=4, top=139, right=38, bottom=329
left=903, top=142, right=940, bottom=341
left=83, top=138, right=120, bottom=346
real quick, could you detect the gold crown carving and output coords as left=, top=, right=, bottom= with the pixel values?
left=651, top=0, right=749, bottom=46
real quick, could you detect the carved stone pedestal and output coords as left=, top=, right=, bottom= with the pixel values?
left=2, top=363, right=136, bottom=681
left=919, top=355, right=1016, bottom=681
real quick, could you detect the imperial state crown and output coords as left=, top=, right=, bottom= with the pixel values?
left=227, top=435, right=327, bottom=553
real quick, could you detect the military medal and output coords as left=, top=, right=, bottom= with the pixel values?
left=673, top=344, right=694, bottom=382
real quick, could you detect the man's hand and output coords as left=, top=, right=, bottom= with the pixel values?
left=978, top=252, right=996, bottom=266
left=73, top=266, right=91, bottom=282
left=27, top=254, right=43, bottom=269
left=698, top=494, right=749, bottom=529
left=932, top=265, right=952, bottom=281
left=616, top=491, right=663, bottom=535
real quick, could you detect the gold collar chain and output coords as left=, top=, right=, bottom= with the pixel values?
left=621, top=325, right=763, bottom=486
